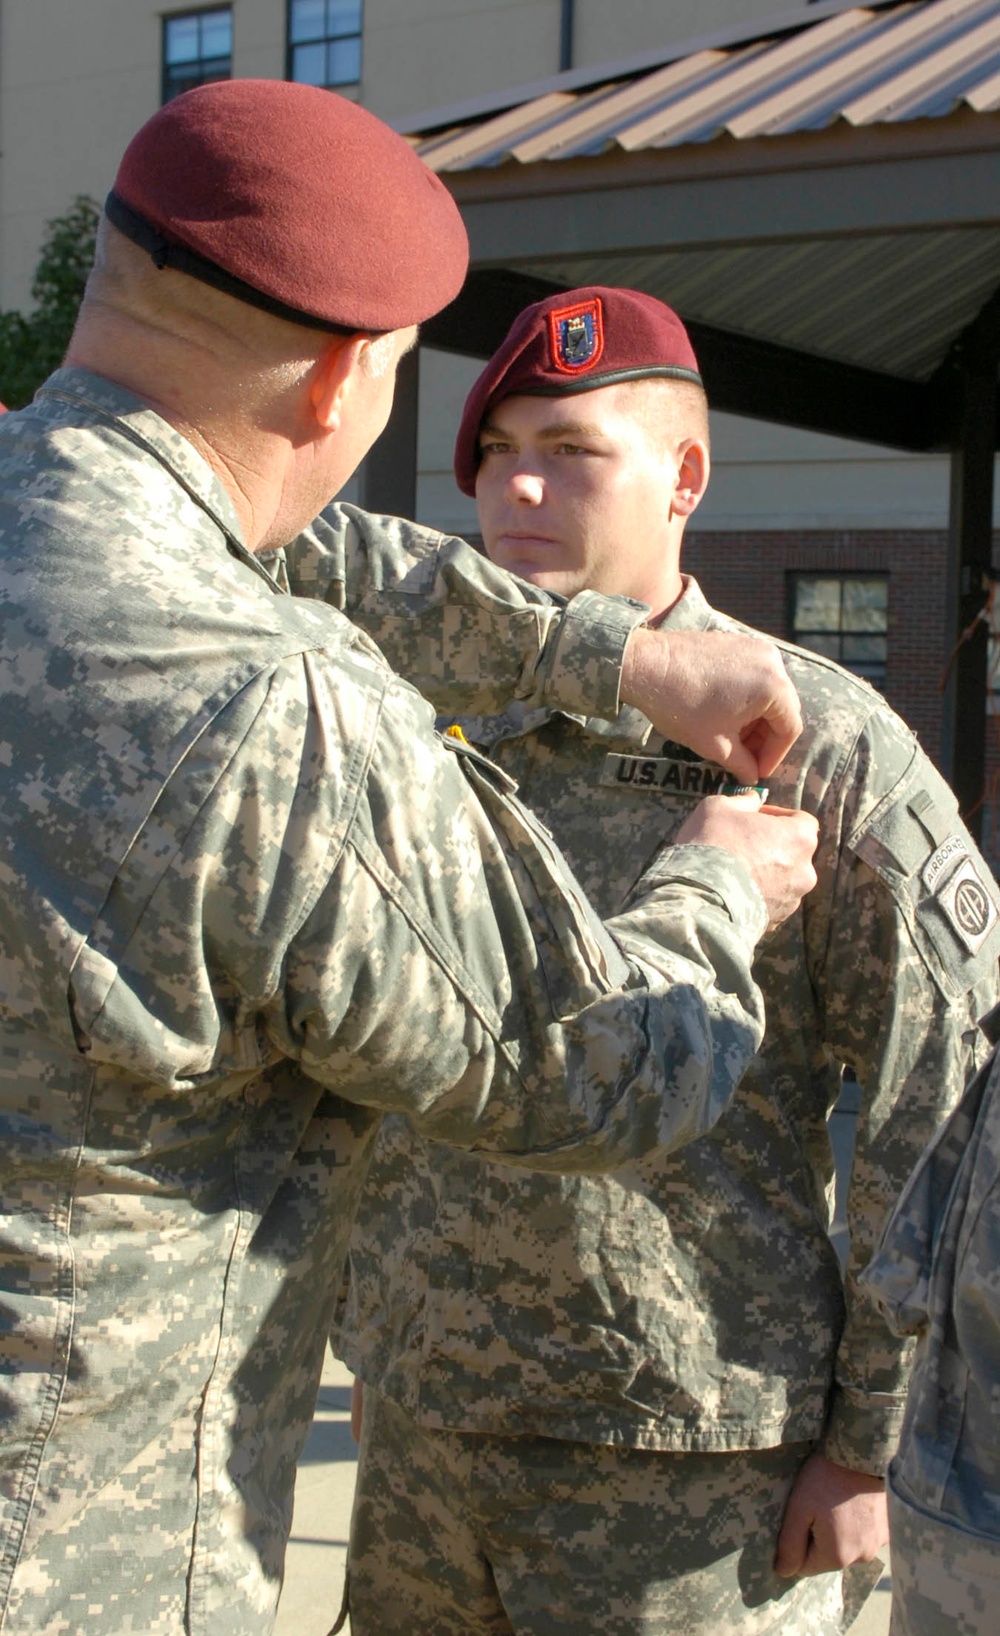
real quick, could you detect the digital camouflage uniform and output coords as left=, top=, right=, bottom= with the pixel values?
left=863, top=1023, right=1000, bottom=1635
left=0, top=374, right=775, bottom=1635
left=290, top=513, right=1000, bottom=1636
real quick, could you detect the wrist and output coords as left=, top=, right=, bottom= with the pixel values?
left=621, top=626, right=670, bottom=714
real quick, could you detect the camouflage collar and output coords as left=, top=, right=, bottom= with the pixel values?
left=34, top=368, right=253, bottom=572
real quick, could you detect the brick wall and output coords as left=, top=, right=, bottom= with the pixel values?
left=685, top=528, right=953, bottom=767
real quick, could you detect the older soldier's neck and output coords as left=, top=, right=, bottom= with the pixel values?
left=65, top=225, right=334, bottom=551
left=66, top=317, right=293, bottom=551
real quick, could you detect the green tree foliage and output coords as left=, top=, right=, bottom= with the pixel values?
left=0, top=195, right=100, bottom=409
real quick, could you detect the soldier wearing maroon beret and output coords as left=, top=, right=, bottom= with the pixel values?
left=0, top=85, right=821, bottom=1635
left=328, top=285, right=1000, bottom=1636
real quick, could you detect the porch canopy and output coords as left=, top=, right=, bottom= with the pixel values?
left=362, top=0, right=1000, bottom=818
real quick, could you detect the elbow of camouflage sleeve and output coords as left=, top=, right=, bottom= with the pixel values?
left=819, top=1382, right=909, bottom=1476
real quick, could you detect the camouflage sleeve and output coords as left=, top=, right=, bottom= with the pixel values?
left=811, top=707, right=1000, bottom=1474
left=280, top=502, right=647, bottom=720
left=861, top=1045, right=997, bottom=1342
left=863, top=1052, right=1000, bottom=1630
left=71, top=639, right=767, bottom=1171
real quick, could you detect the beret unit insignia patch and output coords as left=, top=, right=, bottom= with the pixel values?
left=548, top=297, right=604, bottom=373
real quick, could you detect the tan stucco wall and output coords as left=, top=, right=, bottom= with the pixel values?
left=0, top=0, right=802, bottom=306
left=363, top=0, right=795, bottom=124
left=0, top=0, right=292, bottom=309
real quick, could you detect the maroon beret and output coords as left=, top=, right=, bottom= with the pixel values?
left=454, top=286, right=701, bottom=495
left=109, top=78, right=468, bottom=333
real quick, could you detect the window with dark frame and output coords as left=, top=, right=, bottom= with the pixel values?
left=788, top=573, right=888, bottom=689
left=288, top=0, right=363, bottom=88
left=162, top=7, right=232, bottom=103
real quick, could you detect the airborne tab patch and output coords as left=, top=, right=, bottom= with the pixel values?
left=548, top=297, right=605, bottom=374
left=922, top=834, right=968, bottom=895
left=600, top=751, right=728, bottom=798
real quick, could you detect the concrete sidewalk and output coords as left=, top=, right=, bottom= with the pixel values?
left=274, top=1349, right=354, bottom=1636
left=274, top=1348, right=892, bottom=1636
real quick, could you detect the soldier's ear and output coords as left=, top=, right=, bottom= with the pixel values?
left=308, top=334, right=370, bottom=433
left=670, top=437, right=710, bottom=518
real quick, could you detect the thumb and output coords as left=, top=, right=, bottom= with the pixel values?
left=720, top=790, right=766, bottom=815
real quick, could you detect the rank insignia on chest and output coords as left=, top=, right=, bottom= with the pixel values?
left=600, top=751, right=729, bottom=798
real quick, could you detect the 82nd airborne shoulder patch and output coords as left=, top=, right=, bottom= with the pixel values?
left=548, top=297, right=605, bottom=374
left=936, top=856, right=999, bottom=955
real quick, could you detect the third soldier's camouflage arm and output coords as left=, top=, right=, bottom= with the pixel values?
left=279, top=502, right=647, bottom=722
left=808, top=708, right=1000, bottom=1474
left=862, top=1048, right=1000, bottom=1629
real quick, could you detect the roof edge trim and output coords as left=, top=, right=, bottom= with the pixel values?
left=395, top=0, right=902, bottom=137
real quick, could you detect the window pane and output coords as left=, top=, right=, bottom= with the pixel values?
left=789, top=574, right=888, bottom=689
left=842, top=578, right=887, bottom=631
left=290, top=0, right=327, bottom=44
left=843, top=634, right=887, bottom=666
left=165, top=16, right=200, bottom=63
left=852, top=662, right=887, bottom=688
left=292, top=41, right=328, bottom=83
left=327, top=36, right=361, bottom=82
left=163, top=9, right=231, bottom=101
left=164, top=64, right=226, bottom=97
left=797, top=633, right=841, bottom=661
left=329, top=0, right=362, bottom=36
left=795, top=578, right=842, bottom=633
left=200, top=11, right=232, bottom=58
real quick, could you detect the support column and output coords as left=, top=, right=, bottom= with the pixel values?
left=560, top=0, right=574, bottom=71
left=357, top=344, right=420, bottom=520
left=941, top=358, right=997, bottom=837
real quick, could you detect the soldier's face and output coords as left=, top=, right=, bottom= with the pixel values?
left=474, top=385, right=686, bottom=608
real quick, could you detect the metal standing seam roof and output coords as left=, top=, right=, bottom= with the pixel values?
left=411, top=0, right=1000, bottom=172
left=407, top=0, right=1000, bottom=390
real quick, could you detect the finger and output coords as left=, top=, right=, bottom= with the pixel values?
left=713, top=737, right=759, bottom=784
left=753, top=712, right=802, bottom=779
left=799, top=1532, right=844, bottom=1576
left=774, top=1503, right=811, bottom=1579
left=739, top=718, right=771, bottom=764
